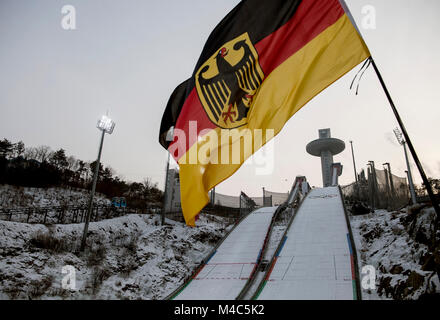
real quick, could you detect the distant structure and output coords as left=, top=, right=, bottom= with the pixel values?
left=306, top=128, right=345, bottom=187
left=164, top=168, right=181, bottom=213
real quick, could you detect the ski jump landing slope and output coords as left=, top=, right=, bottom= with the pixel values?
left=257, top=187, right=357, bottom=300
left=174, top=206, right=277, bottom=300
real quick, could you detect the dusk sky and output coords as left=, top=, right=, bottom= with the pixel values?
left=1, top=0, right=440, bottom=197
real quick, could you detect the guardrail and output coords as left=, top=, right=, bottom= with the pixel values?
left=164, top=205, right=256, bottom=300
left=163, top=176, right=309, bottom=300
left=235, top=176, right=307, bottom=299
left=338, top=186, right=362, bottom=300
left=416, top=193, right=440, bottom=204
left=251, top=177, right=310, bottom=300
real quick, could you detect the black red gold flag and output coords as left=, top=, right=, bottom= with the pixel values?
left=159, top=0, right=370, bottom=226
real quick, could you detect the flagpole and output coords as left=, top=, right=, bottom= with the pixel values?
left=370, top=57, right=440, bottom=219
left=339, top=0, right=439, bottom=218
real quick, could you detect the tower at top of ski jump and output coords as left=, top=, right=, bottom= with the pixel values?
left=306, top=128, right=345, bottom=187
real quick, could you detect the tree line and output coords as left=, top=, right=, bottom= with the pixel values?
left=0, top=138, right=163, bottom=209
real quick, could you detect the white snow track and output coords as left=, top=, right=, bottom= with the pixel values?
left=173, top=206, right=277, bottom=300
left=256, top=187, right=359, bottom=300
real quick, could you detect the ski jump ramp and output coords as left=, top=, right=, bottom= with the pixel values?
left=256, top=187, right=359, bottom=300
left=174, top=206, right=277, bottom=300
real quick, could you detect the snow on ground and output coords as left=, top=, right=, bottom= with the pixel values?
left=350, top=205, right=440, bottom=300
left=0, top=213, right=231, bottom=300
left=0, top=184, right=110, bottom=208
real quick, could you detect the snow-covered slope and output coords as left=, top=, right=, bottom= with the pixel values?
left=350, top=206, right=440, bottom=300
left=0, top=185, right=110, bottom=209
left=0, top=213, right=230, bottom=300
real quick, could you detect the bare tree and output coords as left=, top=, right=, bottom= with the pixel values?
left=75, top=160, right=86, bottom=181
left=23, top=147, right=37, bottom=160
left=67, top=155, right=79, bottom=171
left=34, top=145, right=52, bottom=163
left=143, top=177, right=153, bottom=191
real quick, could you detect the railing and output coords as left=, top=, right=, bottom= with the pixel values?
left=416, top=193, right=440, bottom=204
left=338, top=186, right=362, bottom=300
left=0, top=204, right=144, bottom=224
left=163, top=176, right=309, bottom=300
left=162, top=201, right=254, bottom=224
left=249, top=176, right=310, bottom=300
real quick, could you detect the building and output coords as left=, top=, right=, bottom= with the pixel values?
left=164, top=168, right=181, bottom=213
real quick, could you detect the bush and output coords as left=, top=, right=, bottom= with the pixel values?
left=28, top=276, right=54, bottom=299
left=29, top=231, right=70, bottom=253
left=87, top=245, right=107, bottom=267
left=90, top=267, right=111, bottom=295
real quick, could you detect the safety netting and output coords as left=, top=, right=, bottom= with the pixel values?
left=342, top=168, right=409, bottom=211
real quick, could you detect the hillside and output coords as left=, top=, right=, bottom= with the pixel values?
left=0, top=184, right=110, bottom=209
left=351, top=205, right=440, bottom=300
left=0, top=213, right=231, bottom=299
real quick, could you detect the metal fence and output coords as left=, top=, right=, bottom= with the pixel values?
left=0, top=205, right=142, bottom=224
left=239, top=191, right=257, bottom=217
left=164, top=206, right=241, bottom=224
left=163, top=191, right=257, bottom=224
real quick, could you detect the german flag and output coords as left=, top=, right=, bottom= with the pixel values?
left=159, top=0, right=370, bottom=226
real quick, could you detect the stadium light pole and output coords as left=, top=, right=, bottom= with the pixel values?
left=393, top=128, right=417, bottom=205
left=162, top=151, right=170, bottom=226
left=349, top=141, right=358, bottom=183
left=80, top=115, right=115, bottom=251
left=369, top=55, right=439, bottom=218
left=162, top=127, right=174, bottom=226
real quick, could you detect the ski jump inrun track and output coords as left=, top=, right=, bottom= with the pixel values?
left=167, top=185, right=361, bottom=300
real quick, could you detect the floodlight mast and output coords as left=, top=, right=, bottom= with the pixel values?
left=162, top=127, right=174, bottom=226
left=393, top=128, right=404, bottom=145
left=394, top=128, right=417, bottom=205
left=80, top=115, right=115, bottom=251
left=162, top=151, right=170, bottom=226
left=349, top=141, right=358, bottom=183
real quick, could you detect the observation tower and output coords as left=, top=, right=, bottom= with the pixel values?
left=306, top=128, right=345, bottom=187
